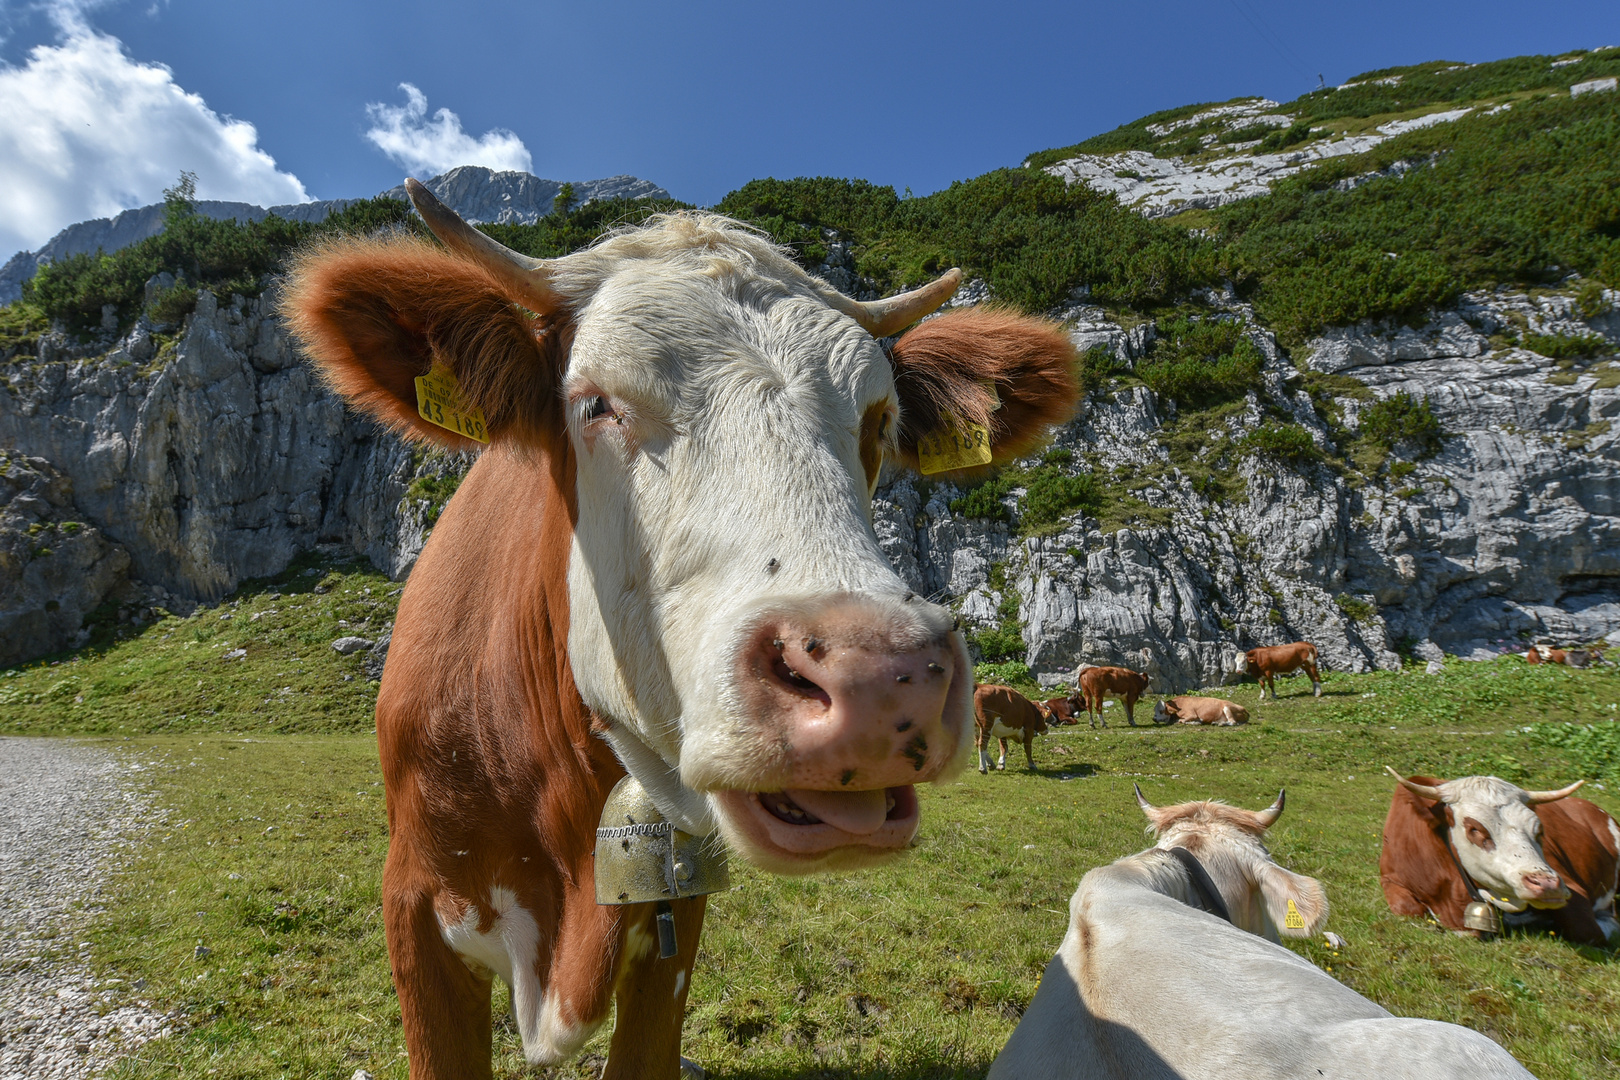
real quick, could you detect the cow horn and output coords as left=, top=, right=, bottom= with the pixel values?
left=1523, top=779, right=1586, bottom=804
left=1254, top=789, right=1286, bottom=828
left=821, top=268, right=963, bottom=338
left=1134, top=783, right=1156, bottom=815
left=1385, top=766, right=1445, bottom=802
left=404, top=178, right=562, bottom=314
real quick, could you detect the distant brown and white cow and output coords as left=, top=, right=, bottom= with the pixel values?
left=1526, top=644, right=1598, bottom=667
left=283, top=183, right=1079, bottom=1079
left=1078, top=665, right=1150, bottom=728
left=976, top=684, right=1051, bottom=772
left=1380, top=769, right=1620, bottom=946
left=991, top=788, right=1536, bottom=1080
left=1245, top=642, right=1320, bottom=699
left=1152, top=695, right=1250, bottom=726
left=1037, top=693, right=1083, bottom=726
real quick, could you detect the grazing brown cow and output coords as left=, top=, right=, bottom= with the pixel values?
left=1037, top=694, right=1083, bottom=726
left=1077, top=665, right=1149, bottom=728
left=1245, top=642, right=1320, bottom=699
left=1527, top=645, right=1599, bottom=667
left=1152, top=695, right=1250, bottom=726
left=1380, top=769, right=1620, bottom=945
left=976, top=684, right=1050, bottom=772
left=283, top=183, right=1079, bottom=1079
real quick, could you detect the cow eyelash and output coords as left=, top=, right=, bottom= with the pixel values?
left=584, top=396, right=623, bottom=425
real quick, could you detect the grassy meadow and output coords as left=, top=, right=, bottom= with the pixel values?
left=5, top=560, right=1620, bottom=1078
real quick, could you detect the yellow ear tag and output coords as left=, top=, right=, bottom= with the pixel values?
left=414, top=366, right=489, bottom=444
left=1285, top=898, right=1306, bottom=930
left=917, top=422, right=992, bottom=475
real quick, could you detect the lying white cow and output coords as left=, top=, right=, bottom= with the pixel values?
left=991, top=787, right=1537, bottom=1080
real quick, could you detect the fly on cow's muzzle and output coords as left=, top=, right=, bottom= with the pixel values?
left=595, top=774, right=730, bottom=958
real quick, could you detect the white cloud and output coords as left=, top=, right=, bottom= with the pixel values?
left=364, top=83, right=532, bottom=178
left=0, top=21, right=309, bottom=259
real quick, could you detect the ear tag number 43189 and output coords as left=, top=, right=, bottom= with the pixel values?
left=415, top=366, right=489, bottom=444
left=917, top=381, right=999, bottom=475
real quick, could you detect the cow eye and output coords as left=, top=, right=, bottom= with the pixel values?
left=586, top=396, right=612, bottom=420
left=878, top=411, right=893, bottom=441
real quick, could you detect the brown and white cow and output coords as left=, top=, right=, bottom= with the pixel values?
left=1152, top=695, right=1250, bottom=726
left=283, top=183, right=1078, bottom=1079
left=991, top=788, right=1535, bottom=1080
left=1381, top=768, right=1620, bottom=946
left=1077, top=665, right=1149, bottom=728
left=1037, top=693, right=1083, bottom=726
left=1526, top=644, right=1599, bottom=667
left=1245, top=642, right=1320, bottom=699
left=975, top=684, right=1050, bottom=772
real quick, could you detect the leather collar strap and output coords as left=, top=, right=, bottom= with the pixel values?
left=1167, top=847, right=1233, bottom=924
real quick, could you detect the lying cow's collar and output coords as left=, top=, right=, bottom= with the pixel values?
left=1165, top=847, right=1233, bottom=925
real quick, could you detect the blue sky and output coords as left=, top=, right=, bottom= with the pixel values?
left=1, top=0, right=1617, bottom=260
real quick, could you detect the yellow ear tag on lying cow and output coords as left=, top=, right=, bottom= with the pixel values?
left=414, top=366, right=489, bottom=443
left=1285, top=898, right=1306, bottom=930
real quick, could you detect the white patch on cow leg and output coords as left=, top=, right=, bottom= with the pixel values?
left=438, top=887, right=595, bottom=1065
left=978, top=746, right=991, bottom=774
left=997, top=739, right=1007, bottom=771
left=674, top=968, right=687, bottom=998
left=1312, top=681, right=1322, bottom=697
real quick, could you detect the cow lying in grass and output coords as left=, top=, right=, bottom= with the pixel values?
left=1077, top=665, right=1149, bottom=728
left=1525, top=645, right=1599, bottom=668
left=975, top=684, right=1049, bottom=772
left=1037, top=694, right=1083, bottom=726
left=1381, top=769, right=1619, bottom=945
left=990, top=788, right=1536, bottom=1080
left=1152, top=695, right=1249, bottom=726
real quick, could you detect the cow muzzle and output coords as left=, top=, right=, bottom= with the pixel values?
left=694, top=592, right=973, bottom=867
left=1519, top=871, right=1571, bottom=908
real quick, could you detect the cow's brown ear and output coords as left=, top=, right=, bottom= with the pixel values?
left=888, top=307, right=1080, bottom=477
left=280, top=234, right=569, bottom=451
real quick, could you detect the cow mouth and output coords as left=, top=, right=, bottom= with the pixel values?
left=715, top=785, right=920, bottom=858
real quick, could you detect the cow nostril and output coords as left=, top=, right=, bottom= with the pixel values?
left=772, top=657, right=831, bottom=705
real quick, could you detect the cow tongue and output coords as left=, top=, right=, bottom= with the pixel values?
left=782, top=788, right=891, bottom=835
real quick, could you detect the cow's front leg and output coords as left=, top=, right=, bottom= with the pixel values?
left=1022, top=733, right=1036, bottom=771
left=977, top=728, right=991, bottom=774
left=996, top=737, right=1007, bottom=771
left=1124, top=695, right=1137, bottom=727
left=605, top=896, right=708, bottom=1080
left=1306, top=662, right=1322, bottom=697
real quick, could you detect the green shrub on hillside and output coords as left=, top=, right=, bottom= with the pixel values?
left=1019, top=468, right=1103, bottom=533
left=24, top=182, right=418, bottom=332
left=1523, top=331, right=1613, bottom=360
left=1078, top=343, right=1129, bottom=392
left=1361, top=392, right=1445, bottom=456
left=1136, top=316, right=1264, bottom=407
left=1240, top=422, right=1317, bottom=463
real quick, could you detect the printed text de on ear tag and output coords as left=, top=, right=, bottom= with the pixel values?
left=1284, top=898, right=1306, bottom=930
left=414, top=366, right=489, bottom=444
left=917, top=422, right=992, bottom=475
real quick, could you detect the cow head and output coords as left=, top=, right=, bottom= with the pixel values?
left=1151, top=699, right=1178, bottom=724
left=1243, top=650, right=1261, bottom=679
left=1386, top=769, right=1585, bottom=911
left=284, top=182, right=1080, bottom=874
left=1135, top=785, right=1328, bottom=940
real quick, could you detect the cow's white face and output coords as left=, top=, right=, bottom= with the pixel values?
left=285, top=201, right=1078, bottom=877
left=1152, top=700, right=1174, bottom=724
left=1432, top=776, right=1569, bottom=911
left=556, top=255, right=974, bottom=870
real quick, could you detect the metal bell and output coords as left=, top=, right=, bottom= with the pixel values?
left=1463, top=900, right=1504, bottom=937
left=594, top=774, right=730, bottom=907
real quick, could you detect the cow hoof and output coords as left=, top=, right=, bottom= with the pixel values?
left=681, top=1057, right=708, bottom=1079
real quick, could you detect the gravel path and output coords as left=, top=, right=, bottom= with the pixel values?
left=0, top=738, right=170, bottom=1080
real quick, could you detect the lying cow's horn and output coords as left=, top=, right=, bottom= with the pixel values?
left=1384, top=766, right=1446, bottom=802
left=1134, top=782, right=1156, bottom=815
left=821, top=268, right=963, bottom=338
left=1522, top=779, right=1586, bottom=804
left=403, top=178, right=562, bottom=314
left=1255, top=789, right=1286, bottom=828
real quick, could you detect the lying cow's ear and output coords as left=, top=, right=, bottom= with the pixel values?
left=1258, top=863, right=1329, bottom=938
left=281, top=234, right=570, bottom=450
left=888, top=307, right=1080, bottom=476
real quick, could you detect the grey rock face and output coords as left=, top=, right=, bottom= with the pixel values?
left=0, top=290, right=442, bottom=624
left=0, top=455, right=130, bottom=666
left=870, top=285, right=1620, bottom=688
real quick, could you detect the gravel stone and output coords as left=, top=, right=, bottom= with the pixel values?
left=0, top=738, right=171, bottom=1079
